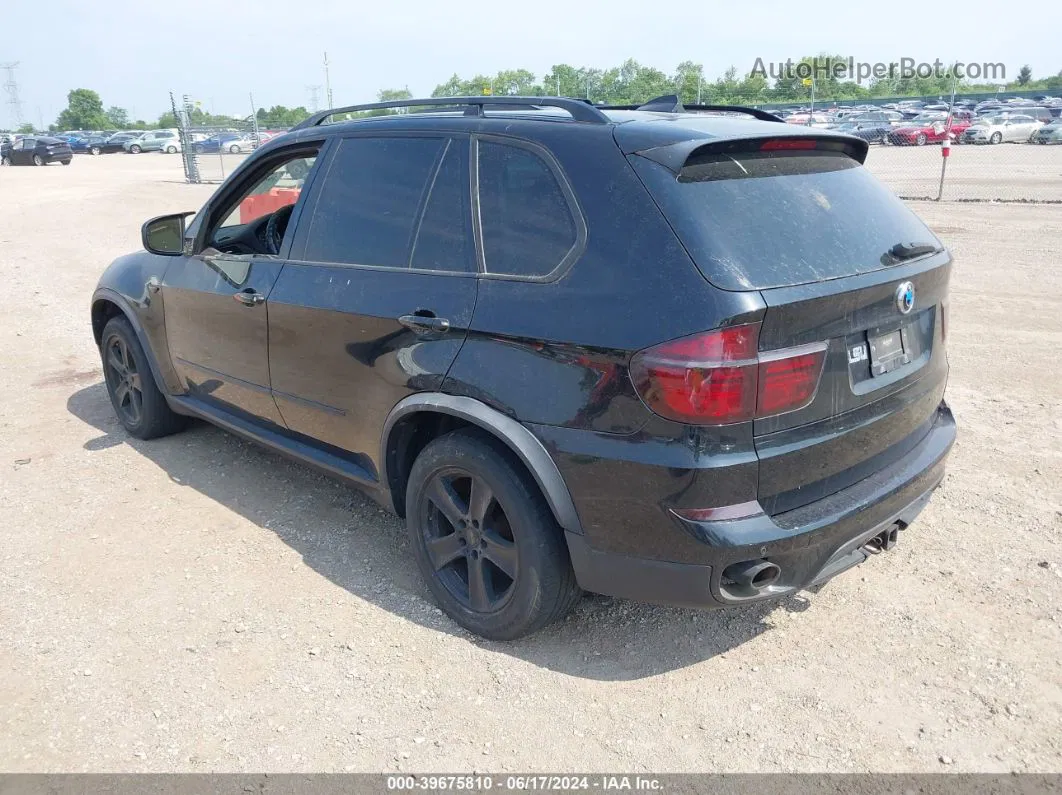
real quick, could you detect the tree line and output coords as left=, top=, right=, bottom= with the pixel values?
left=25, top=58, right=1062, bottom=134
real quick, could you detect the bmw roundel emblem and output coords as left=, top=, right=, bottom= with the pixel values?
left=895, top=281, right=915, bottom=314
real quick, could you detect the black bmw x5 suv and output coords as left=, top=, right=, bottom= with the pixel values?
left=92, top=95, right=956, bottom=639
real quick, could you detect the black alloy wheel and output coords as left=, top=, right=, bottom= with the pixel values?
left=421, top=468, right=519, bottom=613
left=103, top=332, right=144, bottom=427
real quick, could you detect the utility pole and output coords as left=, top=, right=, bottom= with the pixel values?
left=2, top=62, right=25, bottom=128
left=697, top=77, right=702, bottom=104
left=323, top=52, right=334, bottom=109
left=306, top=85, right=321, bottom=113
left=555, top=76, right=560, bottom=96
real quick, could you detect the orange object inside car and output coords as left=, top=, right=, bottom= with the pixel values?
left=239, top=188, right=301, bottom=224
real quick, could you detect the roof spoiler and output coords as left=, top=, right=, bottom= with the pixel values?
left=598, top=95, right=785, bottom=123
left=291, top=96, right=611, bottom=130
left=637, top=133, right=870, bottom=173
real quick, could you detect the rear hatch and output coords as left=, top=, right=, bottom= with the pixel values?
left=629, top=133, right=950, bottom=515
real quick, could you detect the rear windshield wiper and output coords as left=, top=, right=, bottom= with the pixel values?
left=883, top=241, right=940, bottom=264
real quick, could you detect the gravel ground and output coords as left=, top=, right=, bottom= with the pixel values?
left=864, top=141, right=1062, bottom=201
left=0, top=155, right=1060, bottom=774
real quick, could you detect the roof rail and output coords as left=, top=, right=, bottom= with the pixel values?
left=291, top=96, right=610, bottom=130
left=598, top=94, right=784, bottom=123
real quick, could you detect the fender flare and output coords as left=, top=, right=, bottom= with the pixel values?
left=91, top=288, right=169, bottom=396
left=381, top=394, right=583, bottom=534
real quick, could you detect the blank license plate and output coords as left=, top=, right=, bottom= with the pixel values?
left=868, top=329, right=907, bottom=376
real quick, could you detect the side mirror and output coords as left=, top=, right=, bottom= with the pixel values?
left=142, top=212, right=193, bottom=256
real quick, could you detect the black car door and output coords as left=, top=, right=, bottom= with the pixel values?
left=161, top=144, right=326, bottom=425
left=12, top=138, right=33, bottom=165
left=267, top=134, right=478, bottom=479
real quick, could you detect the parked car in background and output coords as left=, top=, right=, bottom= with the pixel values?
left=846, top=110, right=903, bottom=126
left=831, top=121, right=892, bottom=144
left=1, top=135, right=72, bottom=165
left=71, top=136, right=114, bottom=155
left=125, top=130, right=179, bottom=153
left=194, top=132, right=257, bottom=153
left=961, top=115, right=1043, bottom=144
left=1032, top=119, right=1062, bottom=144
left=886, top=113, right=971, bottom=145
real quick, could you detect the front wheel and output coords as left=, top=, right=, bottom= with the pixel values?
left=33, top=154, right=44, bottom=166
left=100, top=316, right=187, bottom=440
left=90, top=146, right=101, bottom=155
left=165, top=145, right=177, bottom=154
left=228, top=144, right=241, bottom=153
left=194, top=144, right=204, bottom=153
left=990, top=132, right=1002, bottom=144
left=915, top=133, right=927, bottom=146
left=406, top=429, right=581, bottom=640
left=129, top=144, right=141, bottom=154
left=0, top=156, right=10, bottom=166
left=61, top=159, right=71, bottom=166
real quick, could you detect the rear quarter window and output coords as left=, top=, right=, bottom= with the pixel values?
left=477, top=139, right=579, bottom=279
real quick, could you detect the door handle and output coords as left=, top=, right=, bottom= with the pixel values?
left=233, top=289, right=265, bottom=307
left=398, top=313, right=451, bottom=335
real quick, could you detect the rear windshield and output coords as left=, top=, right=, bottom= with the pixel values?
left=631, top=147, right=940, bottom=291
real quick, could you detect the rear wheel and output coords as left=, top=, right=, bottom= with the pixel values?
left=229, top=144, right=241, bottom=153
left=915, top=133, right=927, bottom=146
left=61, top=159, right=71, bottom=166
left=990, top=132, right=1002, bottom=144
left=100, top=316, right=186, bottom=440
left=32, top=154, right=44, bottom=166
left=1, top=156, right=10, bottom=166
left=90, top=146, right=101, bottom=155
left=165, top=145, right=177, bottom=154
left=406, top=429, right=581, bottom=640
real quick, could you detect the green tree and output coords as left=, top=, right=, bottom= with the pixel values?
left=17, top=122, right=35, bottom=134
left=1017, top=65, right=1032, bottom=86
left=55, top=88, right=109, bottom=130
left=106, top=106, right=129, bottom=128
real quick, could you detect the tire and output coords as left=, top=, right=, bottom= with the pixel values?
left=100, top=316, right=186, bottom=440
left=194, top=144, right=204, bottom=154
left=228, top=144, right=241, bottom=153
left=129, top=144, right=142, bottom=154
left=165, top=145, right=177, bottom=154
left=990, top=132, right=1002, bottom=144
left=406, top=429, right=581, bottom=640
left=0, top=156, right=10, bottom=166
left=61, top=159, right=71, bottom=166
left=915, top=133, right=927, bottom=146
left=33, top=154, right=44, bottom=166
left=91, top=146, right=101, bottom=155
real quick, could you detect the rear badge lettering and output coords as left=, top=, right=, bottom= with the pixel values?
left=848, top=343, right=868, bottom=364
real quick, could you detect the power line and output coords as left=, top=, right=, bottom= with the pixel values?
left=306, top=84, right=322, bottom=113
left=2, top=62, right=25, bottom=128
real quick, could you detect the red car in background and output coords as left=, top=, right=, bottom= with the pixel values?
left=886, top=111, right=973, bottom=146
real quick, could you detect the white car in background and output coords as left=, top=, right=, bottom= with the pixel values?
left=158, top=133, right=209, bottom=153
left=961, top=114, right=1043, bottom=144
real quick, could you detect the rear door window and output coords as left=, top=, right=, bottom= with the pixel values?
left=631, top=143, right=941, bottom=291
left=300, top=136, right=472, bottom=273
left=476, top=139, right=578, bottom=278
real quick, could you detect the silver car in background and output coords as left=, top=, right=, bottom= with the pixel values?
left=962, top=114, right=1043, bottom=144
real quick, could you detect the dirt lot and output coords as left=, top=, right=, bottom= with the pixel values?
left=1, top=155, right=1060, bottom=774
left=864, top=141, right=1062, bottom=201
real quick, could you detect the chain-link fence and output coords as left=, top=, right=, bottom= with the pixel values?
left=169, top=93, right=282, bottom=184
left=166, top=90, right=1062, bottom=201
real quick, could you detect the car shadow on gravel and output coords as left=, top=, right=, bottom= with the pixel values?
left=69, top=381, right=813, bottom=681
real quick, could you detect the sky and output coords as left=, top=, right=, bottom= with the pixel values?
left=2, top=0, right=1060, bottom=128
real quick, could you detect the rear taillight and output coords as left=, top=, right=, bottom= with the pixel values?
left=630, top=324, right=827, bottom=425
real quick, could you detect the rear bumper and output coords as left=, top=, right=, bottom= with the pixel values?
left=564, top=401, right=955, bottom=608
